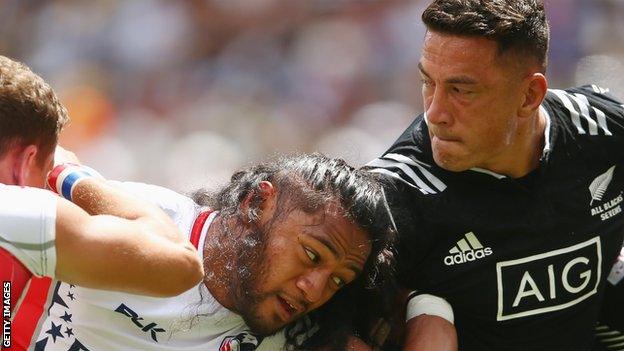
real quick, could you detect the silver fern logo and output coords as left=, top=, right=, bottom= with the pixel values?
left=589, top=166, right=616, bottom=205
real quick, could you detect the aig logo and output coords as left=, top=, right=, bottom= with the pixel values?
left=496, top=237, right=601, bottom=321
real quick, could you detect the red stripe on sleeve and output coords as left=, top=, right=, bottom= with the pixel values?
left=0, top=249, right=32, bottom=311
left=10, top=277, right=53, bottom=350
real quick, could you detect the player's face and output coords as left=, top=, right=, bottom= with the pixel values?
left=235, top=201, right=371, bottom=335
left=420, top=31, right=527, bottom=172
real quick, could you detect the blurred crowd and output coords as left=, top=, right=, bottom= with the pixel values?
left=1, top=0, right=623, bottom=193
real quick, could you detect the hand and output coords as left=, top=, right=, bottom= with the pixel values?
left=54, top=145, right=81, bottom=165
left=346, top=336, right=374, bottom=350
left=403, top=315, right=457, bottom=351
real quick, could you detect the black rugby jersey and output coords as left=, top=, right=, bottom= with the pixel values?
left=369, top=85, right=624, bottom=351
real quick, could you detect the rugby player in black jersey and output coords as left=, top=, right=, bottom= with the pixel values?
left=365, top=1, right=624, bottom=350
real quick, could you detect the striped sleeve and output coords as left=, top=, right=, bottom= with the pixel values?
left=366, top=152, right=447, bottom=195
left=549, top=85, right=624, bottom=137
left=595, top=324, right=624, bottom=351
left=0, top=185, right=57, bottom=277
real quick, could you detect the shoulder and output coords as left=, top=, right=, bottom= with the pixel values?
left=0, top=185, right=57, bottom=277
left=544, top=85, right=624, bottom=137
left=367, top=113, right=447, bottom=195
left=0, top=184, right=56, bottom=223
left=0, top=184, right=57, bottom=204
left=368, top=152, right=447, bottom=196
left=386, top=113, right=429, bottom=153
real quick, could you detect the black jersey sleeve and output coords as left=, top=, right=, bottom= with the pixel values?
left=550, top=85, right=624, bottom=162
left=366, top=115, right=441, bottom=289
left=373, top=171, right=434, bottom=288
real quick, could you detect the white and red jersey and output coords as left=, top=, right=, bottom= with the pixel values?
left=0, top=184, right=57, bottom=279
left=30, top=182, right=285, bottom=351
left=0, top=185, right=56, bottom=351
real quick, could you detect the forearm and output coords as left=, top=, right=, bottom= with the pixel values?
left=53, top=182, right=204, bottom=297
left=47, top=160, right=185, bottom=245
left=48, top=162, right=204, bottom=296
left=55, top=208, right=202, bottom=296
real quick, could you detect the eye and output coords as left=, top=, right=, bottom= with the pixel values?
left=304, top=247, right=319, bottom=264
left=421, top=78, right=434, bottom=88
left=452, top=86, right=472, bottom=95
left=331, top=276, right=345, bottom=288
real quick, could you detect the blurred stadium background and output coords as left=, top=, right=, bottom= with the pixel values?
left=1, top=0, right=623, bottom=193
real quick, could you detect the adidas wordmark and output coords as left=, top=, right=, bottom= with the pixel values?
left=444, top=232, right=493, bottom=266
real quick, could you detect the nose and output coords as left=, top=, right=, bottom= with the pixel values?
left=425, top=86, right=452, bottom=126
left=296, top=269, right=330, bottom=305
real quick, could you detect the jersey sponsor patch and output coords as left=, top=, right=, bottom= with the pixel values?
left=496, top=237, right=601, bottom=321
left=444, top=232, right=493, bottom=266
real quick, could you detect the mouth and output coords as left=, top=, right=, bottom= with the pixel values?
left=429, top=128, right=459, bottom=143
left=432, top=134, right=459, bottom=142
left=276, top=295, right=302, bottom=322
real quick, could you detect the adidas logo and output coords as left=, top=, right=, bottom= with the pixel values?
left=444, top=232, right=493, bottom=266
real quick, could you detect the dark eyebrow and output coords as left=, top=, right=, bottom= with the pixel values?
left=418, top=62, right=478, bottom=85
left=309, top=233, right=363, bottom=276
left=417, top=62, right=431, bottom=79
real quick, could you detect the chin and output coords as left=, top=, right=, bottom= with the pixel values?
left=242, top=313, right=284, bottom=336
left=432, top=151, right=472, bottom=172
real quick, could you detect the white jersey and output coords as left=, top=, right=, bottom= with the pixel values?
left=0, top=184, right=57, bottom=278
left=31, top=182, right=285, bottom=351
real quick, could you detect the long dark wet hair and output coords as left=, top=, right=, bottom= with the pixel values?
left=192, top=153, right=397, bottom=350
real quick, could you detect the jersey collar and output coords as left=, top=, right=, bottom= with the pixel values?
left=191, top=210, right=217, bottom=262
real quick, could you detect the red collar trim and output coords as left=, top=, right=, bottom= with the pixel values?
left=190, top=210, right=214, bottom=249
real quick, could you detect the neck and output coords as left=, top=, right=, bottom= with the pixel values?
left=481, top=108, right=547, bottom=178
left=202, top=214, right=239, bottom=312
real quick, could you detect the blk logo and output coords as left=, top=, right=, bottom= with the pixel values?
left=115, top=303, right=165, bottom=342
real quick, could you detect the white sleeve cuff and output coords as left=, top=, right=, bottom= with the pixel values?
left=406, top=293, right=454, bottom=324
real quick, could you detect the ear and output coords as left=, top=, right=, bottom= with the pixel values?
left=518, top=73, right=548, bottom=118
left=257, top=181, right=275, bottom=199
left=240, top=181, right=276, bottom=223
left=13, top=144, right=39, bottom=186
